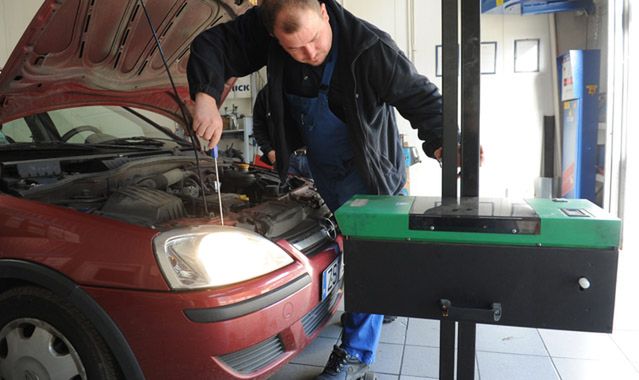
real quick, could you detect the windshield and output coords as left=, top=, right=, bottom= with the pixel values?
left=0, top=105, right=187, bottom=146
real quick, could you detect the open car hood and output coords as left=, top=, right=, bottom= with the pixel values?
left=0, top=0, right=252, bottom=122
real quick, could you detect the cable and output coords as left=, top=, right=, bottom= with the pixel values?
left=138, top=0, right=210, bottom=216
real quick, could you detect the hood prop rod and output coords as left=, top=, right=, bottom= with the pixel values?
left=138, top=0, right=211, bottom=217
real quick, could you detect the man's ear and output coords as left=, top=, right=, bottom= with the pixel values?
left=320, top=3, right=329, bottom=21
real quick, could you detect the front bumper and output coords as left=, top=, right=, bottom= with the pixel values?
left=83, top=247, right=342, bottom=379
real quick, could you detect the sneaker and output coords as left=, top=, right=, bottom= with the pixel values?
left=315, top=345, right=370, bottom=380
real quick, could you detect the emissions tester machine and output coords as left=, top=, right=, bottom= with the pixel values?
left=335, top=1, right=621, bottom=380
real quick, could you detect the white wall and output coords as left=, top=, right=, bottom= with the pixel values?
left=0, top=1, right=570, bottom=202
left=479, top=13, right=553, bottom=199
left=341, top=0, right=409, bottom=54
left=0, top=0, right=43, bottom=68
left=556, top=1, right=608, bottom=91
left=621, top=0, right=638, bottom=247
left=342, top=0, right=554, bottom=198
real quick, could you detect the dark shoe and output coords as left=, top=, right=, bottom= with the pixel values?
left=340, top=312, right=348, bottom=327
left=315, top=345, right=370, bottom=380
left=383, top=315, right=397, bottom=324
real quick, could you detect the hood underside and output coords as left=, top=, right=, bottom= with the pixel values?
left=0, top=0, right=252, bottom=122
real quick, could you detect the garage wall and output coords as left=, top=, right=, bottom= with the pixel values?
left=342, top=0, right=553, bottom=198
left=340, top=0, right=409, bottom=54
left=619, top=0, right=638, bottom=246
left=0, top=0, right=43, bottom=69
left=556, top=2, right=609, bottom=209
left=1, top=1, right=575, bottom=201
left=556, top=1, right=608, bottom=92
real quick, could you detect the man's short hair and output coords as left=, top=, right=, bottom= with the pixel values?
left=261, top=0, right=322, bottom=34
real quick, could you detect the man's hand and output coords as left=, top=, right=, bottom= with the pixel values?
left=267, top=150, right=277, bottom=165
left=434, top=145, right=484, bottom=166
left=193, top=92, right=223, bottom=149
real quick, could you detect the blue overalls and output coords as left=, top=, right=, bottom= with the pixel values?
left=285, top=33, right=383, bottom=365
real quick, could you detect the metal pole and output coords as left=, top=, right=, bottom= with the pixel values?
left=440, top=2, right=460, bottom=377
left=457, top=321, right=477, bottom=380
left=460, top=0, right=480, bottom=197
left=442, top=0, right=460, bottom=199
left=439, top=320, right=456, bottom=380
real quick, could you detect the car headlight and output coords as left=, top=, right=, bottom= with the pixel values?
left=153, top=226, right=294, bottom=290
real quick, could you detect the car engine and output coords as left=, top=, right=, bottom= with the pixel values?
left=0, top=153, right=334, bottom=247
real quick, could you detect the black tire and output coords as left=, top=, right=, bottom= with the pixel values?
left=0, top=286, right=122, bottom=380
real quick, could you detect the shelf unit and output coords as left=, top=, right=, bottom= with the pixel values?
left=220, top=117, right=255, bottom=163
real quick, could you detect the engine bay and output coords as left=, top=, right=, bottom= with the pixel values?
left=0, top=152, right=333, bottom=246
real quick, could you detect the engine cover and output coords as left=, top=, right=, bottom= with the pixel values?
left=101, top=186, right=186, bottom=226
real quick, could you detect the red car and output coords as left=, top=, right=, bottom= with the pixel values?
left=0, top=1, right=343, bottom=379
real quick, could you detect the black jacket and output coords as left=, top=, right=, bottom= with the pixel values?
left=251, top=86, right=273, bottom=162
left=187, top=0, right=443, bottom=195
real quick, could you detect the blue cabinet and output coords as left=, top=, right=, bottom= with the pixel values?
left=558, top=50, right=601, bottom=203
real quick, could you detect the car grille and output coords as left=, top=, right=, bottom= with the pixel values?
left=286, top=218, right=338, bottom=256
left=301, top=281, right=341, bottom=336
left=217, top=336, right=285, bottom=375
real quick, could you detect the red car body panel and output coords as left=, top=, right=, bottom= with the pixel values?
left=0, top=1, right=345, bottom=378
left=0, top=0, right=247, bottom=123
left=0, top=192, right=344, bottom=378
left=0, top=194, right=168, bottom=290
left=83, top=247, right=341, bottom=379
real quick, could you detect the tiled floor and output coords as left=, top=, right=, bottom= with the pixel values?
left=269, top=248, right=639, bottom=380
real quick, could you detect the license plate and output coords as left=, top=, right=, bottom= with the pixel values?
left=321, top=255, right=342, bottom=301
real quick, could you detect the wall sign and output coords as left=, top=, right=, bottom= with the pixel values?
left=436, top=42, right=497, bottom=76
left=514, top=38, right=540, bottom=73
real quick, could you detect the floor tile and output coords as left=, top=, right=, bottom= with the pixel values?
left=476, top=324, right=548, bottom=356
left=290, top=336, right=337, bottom=367
left=380, top=317, right=409, bottom=344
left=612, top=329, right=639, bottom=365
left=371, top=343, right=404, bottom=375
left=376, top=374, right=400, bottom=380
left=405, top=318, right=440, bottom=347
left=538, top=329, right=624, bottom=360
left=477, top=351, right=559, bottom=380
left=552, top=357, right=639, bottom=380
left=400, top=346, right=439, bottom=378
left=268, top=363, right=322, bottom=380
left=613, top=251, right=639, bottom=330
left=272, top=242, right=639, bottom=380
left=318, top=311, right=343, bottom=339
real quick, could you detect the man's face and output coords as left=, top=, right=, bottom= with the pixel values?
left=273, top=3, right=332, bottom=66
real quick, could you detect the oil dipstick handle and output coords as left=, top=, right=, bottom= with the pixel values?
left=212, top=146, right=224, bottom=225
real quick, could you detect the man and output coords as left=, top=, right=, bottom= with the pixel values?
left=253, top=84, right=313, bottom=178
left=187, top=0, right=443, bottom=378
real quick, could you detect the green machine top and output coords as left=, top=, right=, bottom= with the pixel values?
left=335, top=196, right=621, bottom=249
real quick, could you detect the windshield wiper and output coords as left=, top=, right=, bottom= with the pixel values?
left=122, top=107, right=193, bottom=146
left=1, top=142, right=99, bottom=151
left=92, top=136, right=170, bottom=147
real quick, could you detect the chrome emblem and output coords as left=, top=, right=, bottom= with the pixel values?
left=320, top=218, right=337, bottom=241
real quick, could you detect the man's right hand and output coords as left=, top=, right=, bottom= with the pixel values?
left=193, top=92, right=223, bottom=149
left=267, top=150, right=276, bottom=165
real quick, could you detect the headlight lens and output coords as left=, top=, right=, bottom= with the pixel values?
left=153, top=226, right=294, bottom=289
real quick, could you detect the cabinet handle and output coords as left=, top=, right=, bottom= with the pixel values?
left=440, top=299, right=502, bottom=322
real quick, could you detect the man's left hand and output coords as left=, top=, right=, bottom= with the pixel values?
left=434, top=145, right=484, bottom=167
